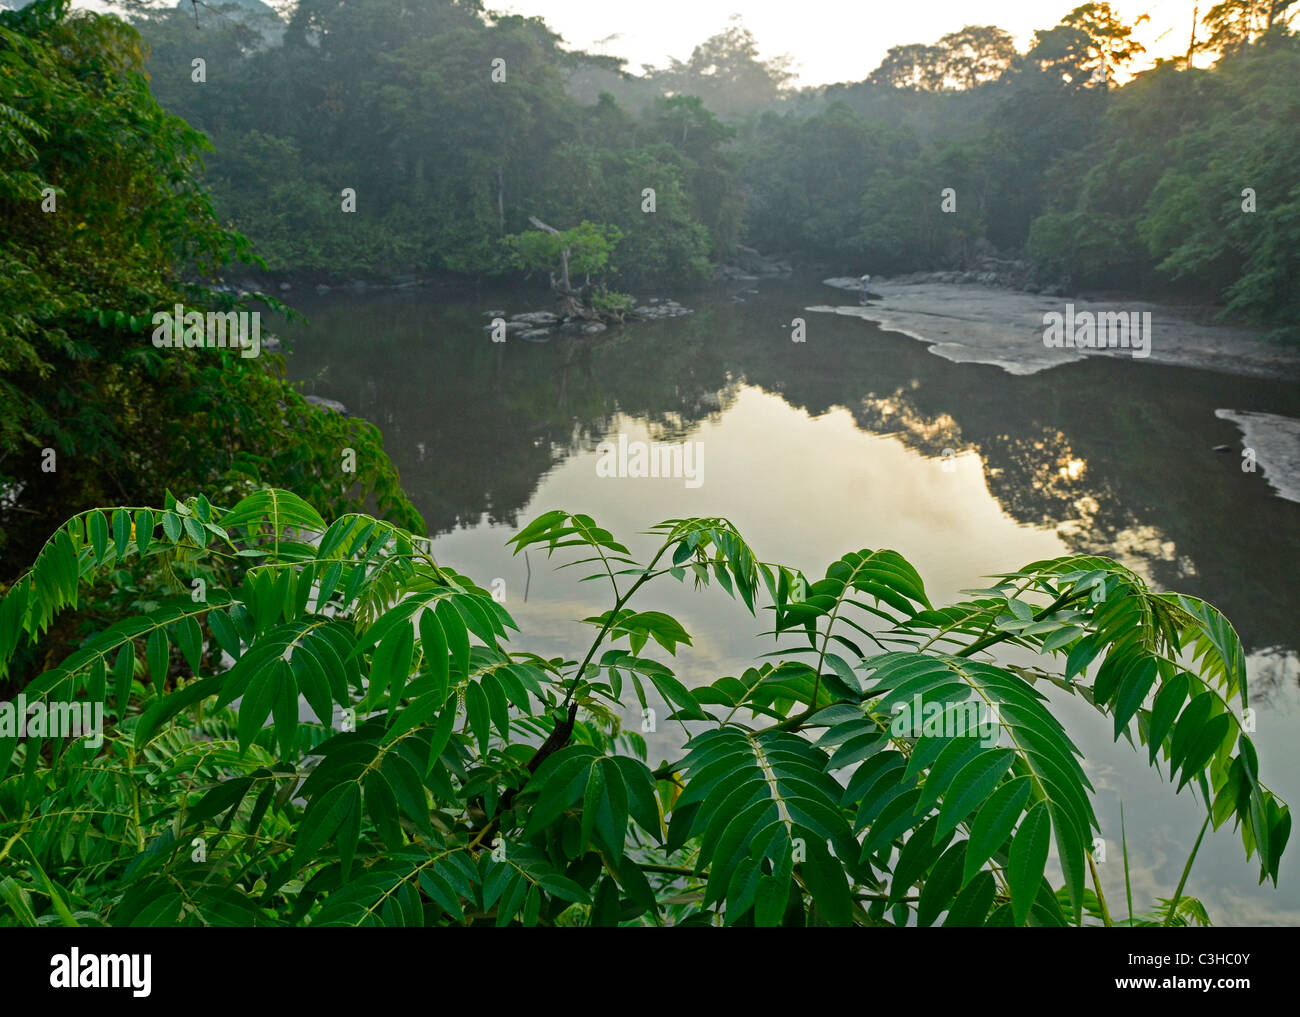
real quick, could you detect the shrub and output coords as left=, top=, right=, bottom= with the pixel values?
left=0, top=490, right=1287, bottom=925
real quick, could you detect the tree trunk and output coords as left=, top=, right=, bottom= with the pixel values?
left=497, top=165, right=505, bottom=235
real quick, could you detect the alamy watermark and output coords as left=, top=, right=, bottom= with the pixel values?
left=595, top=433, right=704, bottom=489
left=50, top=949, right=151, bottom=997
left=890, top=693, right=1000, bottom=748
left=0, top=695, right=103, bottom=748
left=1043, top=303, right=1151, bottom=359
left=151, top=303, right=261, bottom=358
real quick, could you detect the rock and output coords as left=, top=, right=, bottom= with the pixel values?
left=631, top=298, right=693, bottom=319
left=1212, top=444, right=1233, bottom=453
left=731, top=243, right=790, bottom=275
left=510, top=311, right=559, bottom=326
left=580, top=322, right=607, bottom=335
left=305, top=395, right=347, bottom=414
left=315, top=284, right=331, bottom=294
left=518, top=329, right=551, bottom=342
left=279, top=282, right=291, bottom=292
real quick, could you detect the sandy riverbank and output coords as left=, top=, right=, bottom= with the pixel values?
left=811, top=277, right=1300, bottom=380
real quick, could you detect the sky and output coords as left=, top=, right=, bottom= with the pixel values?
left=493, top=0, right=1210, bottom=86
left=59, top=0, right=1215, bottom=88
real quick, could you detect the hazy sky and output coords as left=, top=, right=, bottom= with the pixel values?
left=62, top=0, right=1212, bottom=87
left=495, top=0, right=1209, bottom=86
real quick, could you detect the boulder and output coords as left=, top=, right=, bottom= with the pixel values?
left=305, top=395, right=346, bottom=414
left=510, top=311, right=559, bottom=326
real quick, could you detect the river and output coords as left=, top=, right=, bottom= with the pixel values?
left=285, top=272, right=1300, bottom=925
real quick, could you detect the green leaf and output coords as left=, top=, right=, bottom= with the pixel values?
left=370, top=623, right=415, bottom=712
left=112, top=510, right=132, bottom=561
left=580, top=759, right=607, bottom=856
left=183, top=515, right=207, bottom=548
left=436, top=599, right=469, bottom=678
left=963, top=776, right=1033, bottom=885
left=134, top=510, right=154, bottom=558
left=935, top=749, right=1015, bottom=838
left=418, top=608, right=449, bottom=703
left=113, top=643, right=135, bottom=720
left=1050, top=803, right=1087, bottom=923
left=799, top=833, right=852, bottom=926
left=145, top=628, right=169, bottom=692
left=944, top=870, right=996, bottom=926
left=592, top=757, right=630, bottom=864
left=237, top=663, right=279, bottom=753
left=295, top=784, right=360, bottom=870
left=1007, top=802, right=1052, bottom=926
left=1147, top=672, right=1190, bottom=763
left=88, top=510, right=108, bottom=564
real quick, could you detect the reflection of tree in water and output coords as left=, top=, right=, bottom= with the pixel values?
left=851, top=382, right=963, bottom=455
left=1242, top=648, right=1300, bottom=707
left=848, top=383, right=1195, bottom=585
left=291, top=281, right=1299, bottom=651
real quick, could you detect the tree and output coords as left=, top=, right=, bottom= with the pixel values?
left=1059, top=2, right=1148, bottom=86
left=504, top=219, right=627, bottom=319
left=0, top=0, right=419, bottom=564
left=646, top=16, right=795, bottom=116
left=1198, top=0, right=1299, bottom=56
left=937, top=25, right=1019, bottom=88
left=868, top=43, right=947, bottom=91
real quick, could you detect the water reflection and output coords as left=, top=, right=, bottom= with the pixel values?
left=284, top=275, right=1300, bottom=923
left=285, top=275, right=1299, bottom=651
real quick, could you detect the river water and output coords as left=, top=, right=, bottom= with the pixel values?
left=285, top=273, right=1300, bottom=925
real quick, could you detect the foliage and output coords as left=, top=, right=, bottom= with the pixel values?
left=1031, top=38, right=1300, bottom=337
left=868, top=26, right=1017, bottom=91
left=503, top=221, right=622, bottom=283
left=0, top=0, right=420, bottom=563
left=127, top=0, right=735, bottom=283
left=0, top=491, right=1286, bottom=926
left=643, top=16, right=795, bottom=116
left=105, top=0, right=1300, bottom=334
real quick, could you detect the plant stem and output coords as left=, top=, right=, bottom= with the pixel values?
left=1087, top=850, right=1113, bottom=927
left=1164, top=815, right=1209, bottom=926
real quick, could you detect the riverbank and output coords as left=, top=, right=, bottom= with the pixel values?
left=811, top=277, right=1300, bottom=505
left=812, top=277, right=1300, bottom=381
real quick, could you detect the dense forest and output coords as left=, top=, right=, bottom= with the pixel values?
left=3, top=0, right=1297, bottom=560
left=125, top=0, right=1300, bottom=327
left=0, top=0, right=1293, bottom=935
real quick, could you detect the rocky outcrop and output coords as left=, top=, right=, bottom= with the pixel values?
left=629, top=298, right=692, bottom=320
left=478, top=297, right=693, bottom=337
left=717, top=245, right=793, bottom=280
